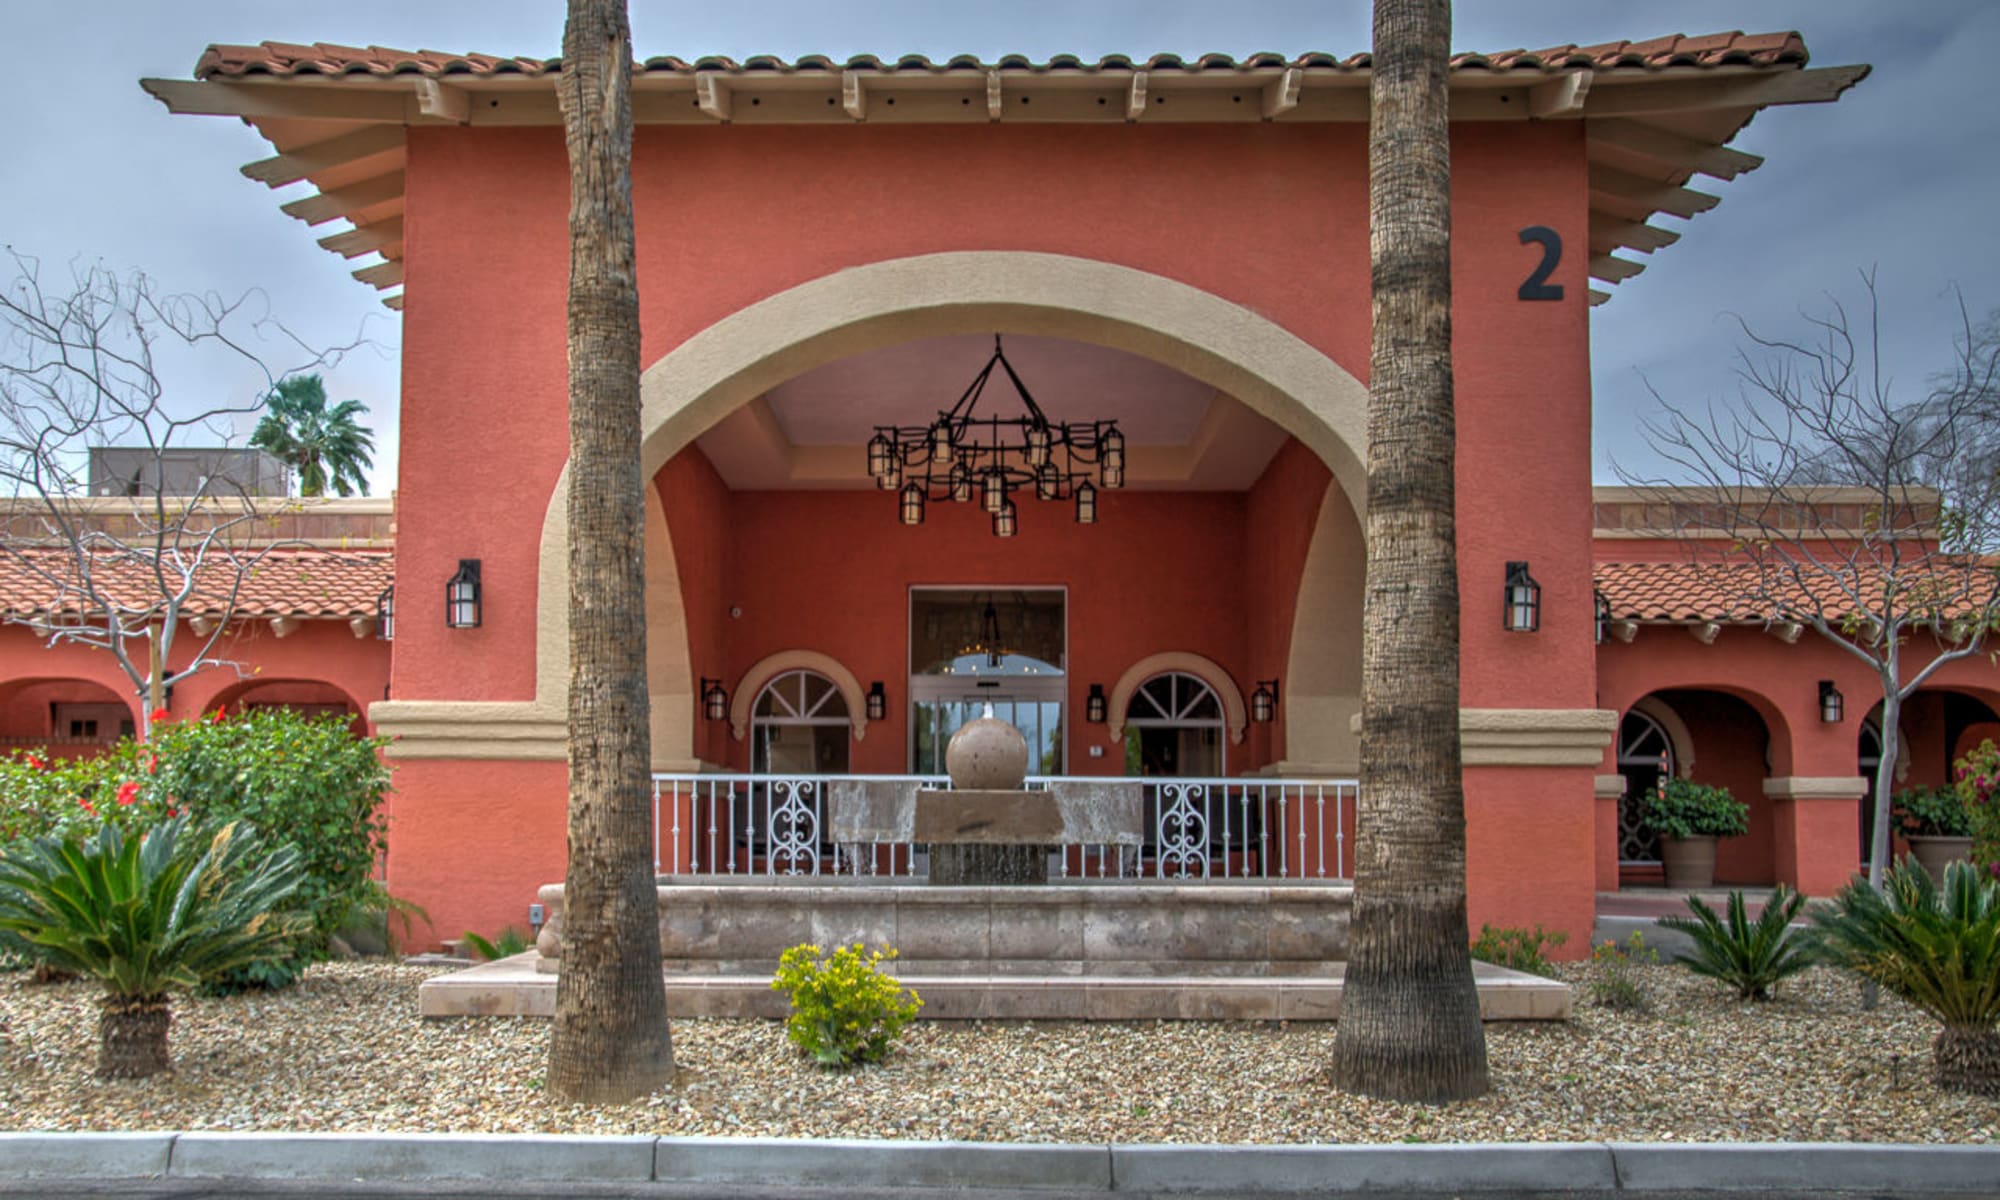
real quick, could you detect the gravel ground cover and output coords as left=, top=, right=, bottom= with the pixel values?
left=1, top=960, right=1994, bottom=1143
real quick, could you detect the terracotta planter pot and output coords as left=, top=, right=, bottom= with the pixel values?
left=1907, top=835, right=1973, bottom=884
left=1660, top=834, right=1718, bottom=890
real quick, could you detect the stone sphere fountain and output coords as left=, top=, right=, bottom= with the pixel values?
left=928, top=704, right=1048, bottom=884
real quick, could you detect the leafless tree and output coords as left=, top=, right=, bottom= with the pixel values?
left=1627, top=273, right=2000, bottom=888
left=0, top=250, right=347, bottom=737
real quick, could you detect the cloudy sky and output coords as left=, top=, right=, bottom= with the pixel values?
left=2, top=1, right=1991, bottom=493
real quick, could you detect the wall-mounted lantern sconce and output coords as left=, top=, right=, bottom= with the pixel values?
left=1819, top=680, right=1844, bottom=724
left=1085, top=683, right=1107, bottom=724
left=866, top=681, right=887, bottom=721
left=701, top=677, right=728, bottom=722
left=377, top=584, right=395, bottom=641
left=1251, top=679, right=1280, bottom=724
left=1503, top=561, right=1540, bottom=633
left=1593, top=590, right=1611, bottom=646
left=445, top=559, right=482, bottom=628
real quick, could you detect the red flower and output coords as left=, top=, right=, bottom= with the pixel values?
left=143, top=751, right=158, bottom=775
left=24, top=754, right=44, bottom=770
left=164, top=807, right=178, bottom=818
left=209, top=706, right=227, bottom=724
left=149, top=708, right=170, bottom=723
left=116, top=781, right=141, bottom=807
left=77, top=797, right=94, bottom=815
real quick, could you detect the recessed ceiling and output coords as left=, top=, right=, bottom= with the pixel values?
left=762, top=334, right=1219, bottom=447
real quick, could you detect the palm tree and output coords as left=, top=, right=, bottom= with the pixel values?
left=1331, top=0, right=1491, bottom=1102
left=250, top=374, right=375, bottom=497
left=544, top=0, right=675, bottom=1102
left=0, top=818, right=305, bottom=1078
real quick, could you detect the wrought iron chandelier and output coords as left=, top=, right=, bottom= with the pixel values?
left=865, top=336, right=1125, bottom=537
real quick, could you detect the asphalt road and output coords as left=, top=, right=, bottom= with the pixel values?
left=0, top=1184, right=1972, bottom=1200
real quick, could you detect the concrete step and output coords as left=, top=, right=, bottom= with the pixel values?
left=417, top=953, right=1570, bottom=1022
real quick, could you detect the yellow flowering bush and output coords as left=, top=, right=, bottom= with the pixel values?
left=770, top=942, right=922, bottom=1067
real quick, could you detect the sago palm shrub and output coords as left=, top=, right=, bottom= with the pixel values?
left=1810, top=858, right=2000, bottom=1096
left=0, top=817, right=305, bottom=1078
left=1658, top=885, right=1816, bottom=1000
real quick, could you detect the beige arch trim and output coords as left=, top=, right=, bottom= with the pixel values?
left=729, top=650, right=870, bottom=743
left=380, top=252, right=1370, bottom=760
left=1629, top=696, right=1696, bottom=779
left=1106, top=652, right=1248, bottom=746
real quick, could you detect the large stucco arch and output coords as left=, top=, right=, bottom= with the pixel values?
left=525, top=251, right=1372, bottom=753
left=1277, top=484, right=1365, bottom=775
left=369, top=254, right=1370, bottom=760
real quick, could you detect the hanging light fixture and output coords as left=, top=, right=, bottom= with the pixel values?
left=899, top=481, right=926, bottom=526
left=1503, top=561, right=1540, bottom=633
left=1251, top=679, right=1280, bottom=724
left=445, top=559, right=482, bottom=629
left=376, top=583, right=395, bottom=641
left=1819, top=680, right=1844, bottom=723
left=701, top=677, right=728, bottom=722
left=868, top=335, right=1125, bottom=537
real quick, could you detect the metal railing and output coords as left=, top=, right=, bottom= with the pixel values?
left=651, top=773, right=1355, bottom=881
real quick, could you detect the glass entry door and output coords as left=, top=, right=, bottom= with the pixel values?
left=908, top=588, right=1066, bottom=776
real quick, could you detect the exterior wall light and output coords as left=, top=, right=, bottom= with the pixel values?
left=866, top=681, right=887, bottom=721
left=1503, top=561, right=1540, bottom=633
left=1251, top=679, right=1280, bottom=724
left=376, top=583, right=395, bottom=641
left=1594, top=590, right=1611, bottom=646
left=1819, top=680, right=1844, bottom=723
left=1074, top=479, right=1098, bottom=525
left=899, top=481, right=926, bottom=526
left=445, top=559, right=482, bottom=628
left=1085, top=683, right=1107, bottom=724
left=701, top=677, right=729, bottom=722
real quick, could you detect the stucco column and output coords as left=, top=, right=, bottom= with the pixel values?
left=1594, top=774, right=1625, bottom=892
left=1763, top=776, right=1864, bottom=895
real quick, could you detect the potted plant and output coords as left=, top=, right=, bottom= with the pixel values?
left=1641, top=777, right=1749, bottom=890
left=1892, top=785, right=1974, bottom=883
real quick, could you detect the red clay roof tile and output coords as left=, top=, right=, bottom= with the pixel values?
left=1595, top=561, right=2000, bottom=624
left=0, top=548, right=392, bottom=620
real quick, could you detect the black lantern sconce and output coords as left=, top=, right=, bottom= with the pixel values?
left=701, top=677, right=729, bottom=722
left=445, top=559, right=482, bottom=628
left=1250, top=679, right=1280, bottom=724
left=376, top=583, right=395, bottom=641
left=866, top=681, right=887, bottom=721
left=1819, top=680, right=1844, bottom=724
left=1085, top=683, right=1107, bottom=724
left=1593, top=590, right=1611, bottom=646
left=1503, top=561, right=1540, bottom=633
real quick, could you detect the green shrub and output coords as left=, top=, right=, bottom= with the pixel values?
left=1893, top=786, right=1973, bottom=839
left=1469, top=924, right=1567, bottom=977
left=1810, top=858, right=2000, bottom=1096
left=1953, top=740, right=2000, bottom=876
left=1589, top=931, right=1659, bottom=1012
left=1657, top=886, right=1814, bottom=1001
left=0, top=709, right=391, bottom=990
left=464, top=927, right=531, bottom=960
left=770, top=943, right=922, bottom=1067
left=1642, top=777, right=1749, bottom=839
left=0, top=817, right=306, bottom=1078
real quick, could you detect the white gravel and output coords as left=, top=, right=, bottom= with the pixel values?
left=1, top=960, right=1994, bottom=1143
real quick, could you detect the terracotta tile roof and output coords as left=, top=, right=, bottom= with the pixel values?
left=0, top=548, right=392, bottom=620
left=194, top=32, right=1809, bottom=80
left=1595, top=561, right=2000, bottom=624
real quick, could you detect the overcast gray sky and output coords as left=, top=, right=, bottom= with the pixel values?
left=2, top=1, right=1991, bottom=494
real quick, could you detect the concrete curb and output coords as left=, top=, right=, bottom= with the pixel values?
left=1, top=1133, right=1996, bottom=1193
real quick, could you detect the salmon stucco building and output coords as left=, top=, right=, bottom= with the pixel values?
left=12, top=29, right=1992, bottom=960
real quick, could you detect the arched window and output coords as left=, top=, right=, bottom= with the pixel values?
left=1616, top=709, right=1676, bottom=865
left=750, top=669, right=851, bottom=775
left=1123, top=671, right=1225, bottom=777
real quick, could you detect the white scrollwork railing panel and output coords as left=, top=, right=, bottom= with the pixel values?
left=765, top=778, right=821, bottom=875
left=1155, top=782, right=1210, bottom=879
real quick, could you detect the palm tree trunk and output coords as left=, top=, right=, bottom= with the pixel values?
left=1933, top=1025, right=2000, bottom=1097
left=97, top=993, right=173, bottom=1079
left=545, top=0, right=674, bottom=1103
left=1332, top=0, right=1490, bottom=1103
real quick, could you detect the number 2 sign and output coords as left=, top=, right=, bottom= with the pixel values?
left=1517, top=226, right=1564, bottom=301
